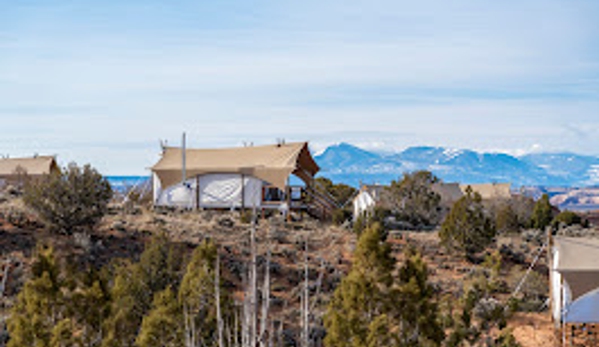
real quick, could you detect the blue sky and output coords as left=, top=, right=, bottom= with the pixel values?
left=1, top=0, right=598, bottom=174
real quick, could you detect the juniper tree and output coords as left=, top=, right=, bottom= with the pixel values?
left=8, top=246, right=66, bottom=347
left=136, top=287, right=183, bottom=347
left=324, top=223, right=443, bottom=347
left=439, top=187, right=496, bottom=259
left=178, top=240, right=219, bottom=347
left=396, top=249, right=444, bottom=346
left=69, top=270, right=110, bottom=347
left=530, top=194, right=554, bottom=230
left=383, top=171, right=442, bottom=228
left=103, top=233, right=182, bottom=347
left=495, top=203, right=520, bottom=234
left=324, top=223, right=395, bottom=347
left=23, top=163, right=112, bottom=234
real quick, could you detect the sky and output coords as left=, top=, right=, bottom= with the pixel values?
left=1, top=0, right=598, bottom=175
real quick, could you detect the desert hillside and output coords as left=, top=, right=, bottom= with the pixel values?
left=0, top=185, right=572, bottom=347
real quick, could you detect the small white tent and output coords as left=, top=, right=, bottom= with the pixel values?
left=551, top=236, right=599, bottom=325
left=352, top=185, right=385, bottom=219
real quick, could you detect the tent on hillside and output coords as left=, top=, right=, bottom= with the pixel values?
left=0, top=156, right=59, bottom=187
left=551, top=236, right=599, bottom=324
left=151, top=142, right=333, bottom=214
left=352, top=185, right=386, bottom=218
left=459, top=183, right=512, bottom=200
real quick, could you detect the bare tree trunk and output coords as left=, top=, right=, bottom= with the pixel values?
left=216, top=252, right=225, bottom=347
left=302, top=239, right=310, bottom=347
left=234, top=306, right=240, bottom=347
left=268, top=320, right=274, bottom=347
left=242, top=272, right=250, bottom=347
left=250, top=210, right=258, bottom=347
left=259, top=232, right=271, bottom=347
left=0, top=259, right=10, bottom=299
left=310, top=258, right=325, bottom=313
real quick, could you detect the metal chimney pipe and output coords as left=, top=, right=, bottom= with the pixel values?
left=182, top=132, right=186, bottom=184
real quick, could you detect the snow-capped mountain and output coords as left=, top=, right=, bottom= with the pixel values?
left=314, top=143, right=599, bottom=187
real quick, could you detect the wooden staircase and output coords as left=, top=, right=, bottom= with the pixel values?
left=304, top=184, right=340, bottom=220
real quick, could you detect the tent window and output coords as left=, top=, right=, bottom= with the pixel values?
left=263, top=186, right=286, bottom=202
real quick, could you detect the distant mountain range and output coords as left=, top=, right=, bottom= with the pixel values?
left=314, top=143, right=599, bottom=188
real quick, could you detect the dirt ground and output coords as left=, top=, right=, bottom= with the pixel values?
left=0, top=195, right=564, bottom=346
left=510, top=313, right=557, bottom=347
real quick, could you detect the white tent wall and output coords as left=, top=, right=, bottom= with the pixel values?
left=353, top=191, right=376, bottom=219
left=551, top=247, right=562, bottom=325
left=152, top=172, right=162, bottom=205
left=551, top=237, right=599, bottom=326
left=199, top=174, right=261, bottom=209
left=155, top=177, right=196, bottom=208
left=154, top=173, right=263, bottom=209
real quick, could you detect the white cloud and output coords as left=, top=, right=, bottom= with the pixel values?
left=0, top=0, right=598, bottom=173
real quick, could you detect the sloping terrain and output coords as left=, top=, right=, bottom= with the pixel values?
left=0, top=193, right=561, bottom=346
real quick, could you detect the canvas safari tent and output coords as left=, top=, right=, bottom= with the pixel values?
left=551, top=236, right=599, bottom=325
left=150, top=141, right=327, bottom=212
left=352, top=185, right=385, bottom=218
left=0, top=155, right=59, bottom=187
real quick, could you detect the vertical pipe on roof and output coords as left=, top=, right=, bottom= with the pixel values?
left=182, top=132, right=187, bottom=184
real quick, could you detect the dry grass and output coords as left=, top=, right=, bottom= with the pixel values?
left=0, top=194, right=562, bottom=345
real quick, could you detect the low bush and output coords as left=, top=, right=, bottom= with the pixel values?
left=23, top=163, right=112, bottom=234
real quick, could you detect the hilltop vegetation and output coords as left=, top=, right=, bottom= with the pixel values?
left=0, top=165, right=593, bottom=347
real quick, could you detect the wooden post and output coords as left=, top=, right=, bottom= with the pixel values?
left=241, top=174, right=246, bottom=211
left=196, top=175, right=200, bottom=210
left=286, top=178, right=291, bottom=222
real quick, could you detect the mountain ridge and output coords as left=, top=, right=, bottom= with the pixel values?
left=314, top=142, right=599, bottom=188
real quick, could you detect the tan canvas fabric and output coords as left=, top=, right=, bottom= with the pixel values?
left=459, top=183, right=511, bottom=199
left=151, top=142, right=319, bottom=190
left=555, top=237, right=599, bottom=300
left=0, top=156, right=58, bottom=177
left=432, top=183, right=464, bottom=203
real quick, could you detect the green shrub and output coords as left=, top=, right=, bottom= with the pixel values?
left=553, top=210, right=582, bottom=227
left=531, top=194, right=554, bottom=230
left=382, top=170, right=442, bottom=228
left=240, top=209, right=253, bottom=224
left=332, top=208, right=351, bottom=226
left=23, top=163, right=112, bottom=234
left=439, top=187, right=496, bottom=258
left=353, top=214, right=367, bottom=235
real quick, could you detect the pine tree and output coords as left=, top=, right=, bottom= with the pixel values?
left=50, top=319, right=77, bottom=347
left=324, top=224, right=444, bottom=347
left=531, top=194, right=554, bottom=230
left=103, top=233, right=181, bottom=347
left=383, top=171, right=442, bottom=228
left=495, top=203, right=520, bottom=234
left=324, top=223, right=395, bottom=347
left=69, top=271, right=110, bottom=347
left=101, top=261, right=140, bottom=347
left=8, top=245, right=66, bottom=347
left=178, top=240, right=219, bottom=347
left=136, top=287, right=183, bottom=347
left=396, top=249, right=444, bottom=346
left=439, top=187, right=496, bottom=258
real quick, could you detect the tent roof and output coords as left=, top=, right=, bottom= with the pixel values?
left=460, top=183, right=512, bottom=199
left=564, top=287, right=599, bottom=323
left=554, top=236, right=599, bottom=301
left=432, top=182, right=464, bottom=203
left=0, top=156, right=58, bottom=176
left=554, top=237, right=599, bottom=272
left=151, top=142, right=319, bottom=190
